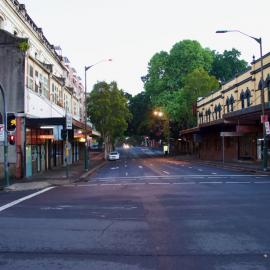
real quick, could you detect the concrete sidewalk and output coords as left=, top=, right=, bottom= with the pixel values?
left=1, top=151, right=106, bottom=191
left=173, top=154, right=270, bottom=175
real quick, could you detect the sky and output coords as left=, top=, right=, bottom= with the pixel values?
left=21, top=0, right=270, bottom=96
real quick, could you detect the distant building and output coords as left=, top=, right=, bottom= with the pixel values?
left=0, top=0, right=90, bottom=178
left=180, top=53, right=270, bottom=163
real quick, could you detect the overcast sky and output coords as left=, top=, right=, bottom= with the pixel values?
left=22, top=0, right=270, bottom=96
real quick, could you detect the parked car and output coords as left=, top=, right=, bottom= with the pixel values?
left=108, top=151, right=120, bottom=161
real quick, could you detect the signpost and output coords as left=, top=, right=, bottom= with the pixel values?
left=65, top=114, right=72, bottom=179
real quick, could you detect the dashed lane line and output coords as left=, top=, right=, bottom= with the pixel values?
left=162, top=170, right=170, bottom=175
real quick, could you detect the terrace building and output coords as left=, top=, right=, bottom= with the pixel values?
left=0, top=0, right=90, bottom=178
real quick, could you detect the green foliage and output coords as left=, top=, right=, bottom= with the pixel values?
left=87, top=81, right=132, bottom=146
left=18, top=40, right=30, bottom=52
left=210, top=48, right=249, bottom=83
left=143, top=40, right=214, bottom=101
left=127, top=92, right=151, bottom=136
left=153, top=68, right=219, bottom=129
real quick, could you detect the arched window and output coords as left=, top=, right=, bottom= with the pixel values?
left=240, top=90, right=245, bottom=109
left=245, top=88, right=251, bottom=107
left=229, top=95, right=235, bottom=112
left=217, top=103, right=222, bottom=118
left=225, top=97, right=230, bottom=113
left=214, top=105, right=218, bottom=119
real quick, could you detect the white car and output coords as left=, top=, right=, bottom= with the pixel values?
left=108, top=151, right=120, bottom=161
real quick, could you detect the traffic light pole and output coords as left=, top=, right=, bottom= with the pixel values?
left=0, top=83, right=9, bottom=186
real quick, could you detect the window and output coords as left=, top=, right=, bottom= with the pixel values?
left=225, top=97, right=230, bottom=113
left=35, top=71, right=39, bottom=93
left=229, top=95, right=234, bottom=112
left=245, top=88, right=251, bottom=107
left=27, top=64, right=34, bottom=90
left=240, top=91, right=245, bottom=109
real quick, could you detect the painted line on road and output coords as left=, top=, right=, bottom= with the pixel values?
left=225, top=181, right=251, bottom=184
left=173, top=182, right=196, bottom=185
left=0, top=187, right=55, bottom=213
left=199, top=181, right=223, bottom=184
left=148, top=182, right=171, bottom=185
left=138, top=166, right=143, bottom=169
left=125, top=172, right=128, bottom=176
left=254, top=181, right=270, bottom=184
left=162, top=170, right=170, bottom=175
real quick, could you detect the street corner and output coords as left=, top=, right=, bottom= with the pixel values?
left=4, top=181, right=52, bottom=192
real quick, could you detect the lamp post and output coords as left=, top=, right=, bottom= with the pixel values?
left=84, top=59, right=112, bottom=171
left=216, top=29, right=268, bottom=170
left=0, top=83, right=9, bottom=186
left=153, top=110, right=170, bottom=154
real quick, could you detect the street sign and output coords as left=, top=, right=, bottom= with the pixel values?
left=220, top=132, right=244, bottom=137
left=0, top=124, right=4, bottom=142
left=264, top=121, right=270, bottom=135
left=66, top=114, right=72, bottom=130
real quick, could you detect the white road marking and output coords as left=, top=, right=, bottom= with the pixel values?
left=173, top=182, right=196, bottom=185
left=162, top=170, right=170, bottom=175
left=199, top=181, right=223, bottom=184
left=124, top=165, right=127, bottom=168
left=188, top=167, right=193, bottom=169
left=0, top=187, right=55, bottom=212
left=148, top=182, right=171, bottom=185
left=125, top=172, right=128, bottom=176
left=138, top=166, right=143, bottom=169
left=225, top=181, right=251, bottom=184
left=211, top=172, right=217, bottom=175
left=110, top=167, right=119, bottom=170
left=254, top=181, right=270, bottom=184
left=198, top=169, right=203, bottom=171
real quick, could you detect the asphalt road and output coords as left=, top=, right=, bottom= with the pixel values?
left=1, top=146, right=270, bottom=269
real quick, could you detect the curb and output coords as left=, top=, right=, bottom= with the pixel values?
left=174, top=158, right=270, bottom=175
left=77, top=160, right=107, bottom=182
left=2, top=159, right=107, bottom=192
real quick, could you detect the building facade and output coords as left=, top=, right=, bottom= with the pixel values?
left=0, top=0, right=90, bottom=179
left=180, top=53, right=270, bottom=164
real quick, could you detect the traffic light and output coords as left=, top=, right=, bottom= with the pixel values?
left=6, top=113, right=16, bottom=132
left=8, top=134, right=16, bottom=145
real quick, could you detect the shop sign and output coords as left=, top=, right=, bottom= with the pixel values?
left=0, top=124, right=4, bottom=142
left=66, top=114, right=72, bottom=130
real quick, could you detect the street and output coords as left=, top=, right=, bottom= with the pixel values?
left=0, top=146, right=270, bottom=269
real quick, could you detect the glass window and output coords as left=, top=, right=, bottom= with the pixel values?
left=27, top=64, right=34, bottom=90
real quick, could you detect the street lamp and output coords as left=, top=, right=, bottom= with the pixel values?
left=216, top=29, right=268, bottom=170
left=84, top=59, right=112, bottom=171
left=0, top=83, right=9, bottom=186
left=153, top=109, right=170, bottom=154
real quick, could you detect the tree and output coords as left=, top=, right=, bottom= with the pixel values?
left=154, top=68, right=219, bottom=130
left=87, top=81, right=132, bottom=159
left=127, top=91, right=151, bottom=137
left=210, top=48, right=249, bottom=83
